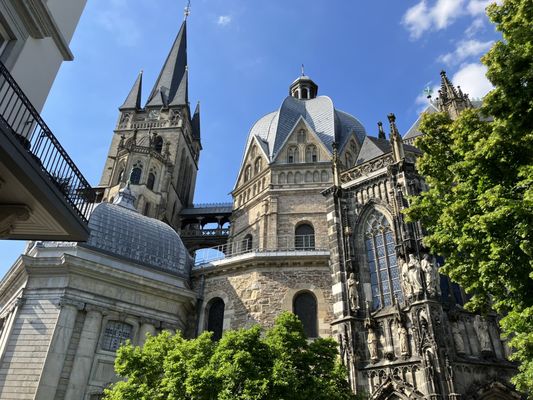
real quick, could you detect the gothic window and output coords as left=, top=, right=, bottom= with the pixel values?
left=130, top=161, right=143, bottom=184
left=306, top=145, right=318, bottom=162
left=345, top=152, right=354, bottom=168
left=206, top=298, right=225, bottom=341
left=287, top=146, right=299, bottom=163
left=251, top=145, right=257, bottom=157
left=350, top=140, right=358, bottom=154
left=154, top=135, right=163, bottom=153
left=147, top=172, right=156, bottom=191
left=101, top=321, right=133, bottom=352
left=244, top=165, right=252, bottom=182
left=254, top=158, right=262, bottom=174
left=144, top=202, right=151, bottom=216
left=297, top=129, right=306, bottom=143
left=364, top=210, right=402, bottom=309
left=116, top=167, right=125, bottom=185
left=242, top=234, right=253, bottom=252
left=293, top=291, right=318, bottom=338
left=295, top=223, right=315, bottom=250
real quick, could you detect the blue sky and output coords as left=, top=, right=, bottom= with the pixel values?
left=0, top=0, right=500, bottom=273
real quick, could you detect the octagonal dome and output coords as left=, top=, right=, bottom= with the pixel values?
left=247, top=94, right=367, bottom=161
left=83, top=195, right=190, bottom=277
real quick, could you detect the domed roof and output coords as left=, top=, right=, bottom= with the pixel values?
left=247, top=95, right=367, bottom=161
left=83, top=189, right=190, bottom=277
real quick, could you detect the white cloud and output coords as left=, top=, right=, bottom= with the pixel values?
left=217, top=15, right=232, bottom=27
left=438, top=39, right=493, bottom=66
left=97, top=0, right=140, bottom=47
left=451, top=62, right=493, bottom=99
left=402, top=0, right=498, bottom=39
left=465, top=17, right=485, bottom=37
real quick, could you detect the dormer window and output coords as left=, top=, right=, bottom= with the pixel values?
left=306, top=145, right=318, bottom=163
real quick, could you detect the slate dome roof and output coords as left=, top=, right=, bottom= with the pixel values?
left=247, top=95, right=367, bottom=161
left=83, top=187, right=190, bottom=277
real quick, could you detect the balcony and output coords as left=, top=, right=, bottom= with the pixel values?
left=194, top=234, right=330, bottom=268
left=0, top=61, right=93, bottom=240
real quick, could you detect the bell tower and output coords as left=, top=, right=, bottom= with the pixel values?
left=98, top=19, right=201, bottom=229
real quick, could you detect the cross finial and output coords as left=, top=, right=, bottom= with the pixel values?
left=184, top=0, right=191, bottom=20
left=301, top=64, right=305, bottom=76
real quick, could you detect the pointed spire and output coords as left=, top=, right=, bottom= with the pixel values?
left=388, top=113, right=405, bottom=163
left=170, top=65, right=188, bottom=106
left=436, top=70, right=473, bottom=118
left=377, top=121, right=386, bottom=140
left=120, top=71, right=143, bottom=110
left=146, top=20, right=188, bottom=107
left=192, top=100, right=201, bottom=141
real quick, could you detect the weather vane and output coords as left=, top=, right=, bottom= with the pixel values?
left=184, top=0, right=191, bottom=20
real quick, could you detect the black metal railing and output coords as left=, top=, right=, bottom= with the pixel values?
left=0, top=61, right=93, bottom=221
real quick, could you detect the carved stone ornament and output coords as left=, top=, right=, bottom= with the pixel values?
left=451, top=321, right=466, bottom=355
left=474, top=315, right=493, bottom=354
left=347, top=273, right=359, bottom=311
left=407, top=253, right=424, bottom=297
left=421, top=253, right=440, bottom=297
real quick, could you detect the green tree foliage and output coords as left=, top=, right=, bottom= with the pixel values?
left=404, top=0, right=532, bottom=393
left=103, top=312, right=358, bottom=400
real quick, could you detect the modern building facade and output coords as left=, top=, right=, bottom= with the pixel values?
left=0, top=14, right=523, bottom=400
left=0, top=0, right=92, bottom=241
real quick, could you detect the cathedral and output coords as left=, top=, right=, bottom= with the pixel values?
left=0, top=17, right=523, bottom=400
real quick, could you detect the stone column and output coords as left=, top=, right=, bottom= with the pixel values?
left=138, top=320, right=156, bottom=346
left=64, top=308, right=103, bottom=399
left=34, top=299, right=83, bottom=400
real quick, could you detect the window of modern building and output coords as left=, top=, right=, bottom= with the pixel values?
left=101, top=321, right=133, bottom=352
left=295, top=223, right=315, bottom=250
left=364, top=210, right=402, bottom=310
left=293, top=291, right=317, bottom=338
left=130, top=161, right=143, bottom=184
left=206, top=298, right=225, bottom=341
left=147, top=172, right=156, bottom=191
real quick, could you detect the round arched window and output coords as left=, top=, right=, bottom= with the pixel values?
left=206, top=298, right=225, bottom=341
left=293, top=292, right=318, bottom=338
left=295, top=223, right=315, bottom=250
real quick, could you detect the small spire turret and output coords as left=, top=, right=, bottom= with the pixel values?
left=435, top=70, right=473, bottom=119
left=120, top=71, right=143, bottom=110
left=388, top=113, right=405, bottom=163
left=377, top=121, right=386, bottom=140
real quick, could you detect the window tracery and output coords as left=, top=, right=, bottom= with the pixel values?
left=306, top=144, right=318, bottom=162
left=130, top=161, right=143, bottom=184
left=364, top=210, right=402, bottom=309
left=287, top=146, right=299, bottom=163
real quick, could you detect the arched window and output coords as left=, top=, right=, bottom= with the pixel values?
left=206, top=298, right=225, bottom=341
left=345, top=152, right=354, bottom=168
left=254, top=157, right=262, bottom=174
left=297, top=129, right=306, bottom=143
left=154, top=135, right=163, bottom=153
left=242, top=234, right=253, bottom=252
left=116, top=167, right=124, bottom=185
left=143, top=202, right=151, bottom=217
left=129, top=161, right=143, bottom=184
left=295, top=223, right=315, bottom=250
left=364, top=210, right=402, bottom=310
left=293, top=292, right=317, bottom=338
left=251, top=145, right=257, bottom=157
left=147, top=172, right=156, bottom=191
left=301, top=88, right=308, bottom=99
left=244, top=165, right=252, bottom=182
left=101, top=321, right=133, bottom=351
left=306, top=145, right=318, bottom=162
left=287, top=146, right=299, bottom=163
left=350, top=140, right=358, bottom=154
